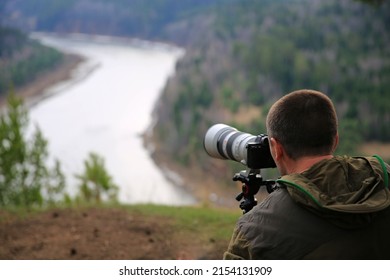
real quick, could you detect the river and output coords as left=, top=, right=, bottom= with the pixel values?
left=29, top=33, right=195, bottom=206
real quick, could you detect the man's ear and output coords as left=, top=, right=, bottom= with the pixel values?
left=270, top=137, right=284, bottom=161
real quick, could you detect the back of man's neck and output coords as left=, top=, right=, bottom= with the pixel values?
left=287, top=154, right=333, bottom=174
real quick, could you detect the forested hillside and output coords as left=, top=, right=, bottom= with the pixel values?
left=0, top=26, right=64, bottom=96
left=2, top=0, right=225, bottom=45
left=151, top=0, right=390, bottom=189
left=2, top=0, right=389, bottom=204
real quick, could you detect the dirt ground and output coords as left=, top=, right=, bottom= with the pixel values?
left=0, top=207, right=228, bottom=260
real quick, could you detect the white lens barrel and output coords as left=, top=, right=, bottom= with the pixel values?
left=204, top=123, right=256, bottom=164
left=203, top=124, right=234, bottom=159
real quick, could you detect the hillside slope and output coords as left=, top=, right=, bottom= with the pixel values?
left=0, top=205, right=239, bottom=260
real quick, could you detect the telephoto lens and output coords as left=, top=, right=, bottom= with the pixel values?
left=203, top=123, right=276, bottom=169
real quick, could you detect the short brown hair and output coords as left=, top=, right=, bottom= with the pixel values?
left=266, top=89, right=338, bottom=160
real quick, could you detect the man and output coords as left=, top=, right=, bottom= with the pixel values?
left=223, top=89, right=390, bottom=259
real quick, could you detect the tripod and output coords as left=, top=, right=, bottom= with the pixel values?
left=233, top=169, right=276, bottom=214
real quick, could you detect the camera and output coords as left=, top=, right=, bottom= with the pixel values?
left=203, top=124, right=276, bottom=170
left=204, top=124, right=277, bottom=213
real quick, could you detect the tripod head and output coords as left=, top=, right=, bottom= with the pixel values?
left=233, top=169, right=276, bottom=214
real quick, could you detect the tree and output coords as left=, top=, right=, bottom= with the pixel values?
left=0, top=91, right=66, bottom=207
left=0, top=92, right=29, bottom=206
left=75, top=152, right=119, bottom=203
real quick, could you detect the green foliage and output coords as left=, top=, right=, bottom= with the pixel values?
left=46, top=159, right=66, bottom=205
left=0, top=92, right=66, bottom=208
left=7, top=42, right=63, bottom=87
left=335, top=118, right=363, bottom=155
left=0, top=27, right=25, bottom=56
left=234, top=1, right=389, bottom=111
left=221, top=86, right=240, bottom=113
left=75, top=152, right=119, bottom=203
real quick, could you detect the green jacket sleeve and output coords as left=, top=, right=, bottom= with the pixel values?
left=223, top=226, right=250, bottom=260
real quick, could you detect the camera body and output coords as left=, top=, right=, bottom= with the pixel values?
left=246, top=139, right=276, bottom=169
left=203, top=124, right=276, bottom=170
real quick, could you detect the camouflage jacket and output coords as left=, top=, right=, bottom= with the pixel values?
left=223, top=155, right=390, bottom=259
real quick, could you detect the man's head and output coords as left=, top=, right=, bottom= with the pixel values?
left=266, top=89, right=338, bottom=174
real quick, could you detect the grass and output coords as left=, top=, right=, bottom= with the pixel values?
left=0, top=202, right=241, bottom=242
left=121, top=203, right=241, bottom=240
